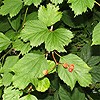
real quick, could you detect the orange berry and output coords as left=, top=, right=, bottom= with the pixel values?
left=63, top=63, right=69, bottom=68
left=68, top=67, right=73, bottom=72
left=68, top=64, right=74, bottom=72
left=70, top=64, right=74, bottom=68
left=43, top=70, right=48, bottom=75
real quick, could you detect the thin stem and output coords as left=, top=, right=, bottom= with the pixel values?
left=18, top=52, right=21, bottom=57
left=87, top=94, right=94, bottom=100
left=0, top=48, right=12, bottom=61
left=95, top=1, right=100, bottom=7
left=18, top=7, right=28, bottom=32
left=52, top=52, right=58, bottom=65
left=54, top=51, right=61, bottom=58
left=22, top=7, right=28, bottom=28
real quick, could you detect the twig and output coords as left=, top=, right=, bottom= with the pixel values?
left=87, top=94, right=94, bottom=100
left=0, top=48, right=12, bottom=61
left=22, top=7, right=28, bottom=28
left=54, top=51, right=61, bottom=58
left=95, top=1, right=100, bottom=7
left=18, top=52, right=21, bottom=57
left=18, top=7, right=28, bottom=32
left=22, top=7, right=28, bottom=27
left=52, top=52, right=58, bottom=65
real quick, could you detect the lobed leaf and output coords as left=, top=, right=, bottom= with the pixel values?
left=1, top=56, right=19, bottom=86
left=0, top=0, right=22, bottom=17
left=3, top=86, right=22, bottom=100
left=20, top=20, right=73, bottom=52
left=68, top=0, right=94, bottom=16
left=58, top=54, right=92, bottom=90
left=45, top=28, right=73, bottom=52
left=13, top=39, right=31, bottom=55
left=23, top=0, right=42, bottom=7
left=20, top=20, right=48, bottom=47
left=50, top=0, right=63, bottom=5
left=38, top=3, right=62, bottom=26
left=11, top=53, right=49, bottom=89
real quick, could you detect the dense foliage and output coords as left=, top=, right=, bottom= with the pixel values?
left=0, top=0, right=100, bottom=100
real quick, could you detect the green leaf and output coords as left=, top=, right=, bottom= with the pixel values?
left=44, top=96, right=54, bottom=100
left=3, top=86, right=22, bottom=100
left=11, top=53, right=48, bottom=89
left=59, top=86, right=85, bottom=100
left=62, top=10, right=86, bottom=28
left=5, top=30, right=17, bottom=41
left=26, top=12, right=38, bottom=21
left=0, top=16, right=11, bottom=32
left=2, top=56, right=19, bottom=73
left=71, top=88, right=85, bottom=100
left=8, top=14, right=21, bottom=31
left=1, top=56, right=19, bottom=86
left=59, top=86, right=71, bottom=100
left=87, top=56, right=100, bottom=66
left=45, top=28, right=73, bottom=52
left=20, top=94, right=38, bottom=100
left=90, top=65, right=100, bottom=82
left=38, top=3, right=62, bottom=26
left=92, top=22, right=100, bottom=45
left=13, top=74, right=38, bottom=90
left=20, top=20, right=48, bottom=47
left=23, top=0, right=42, bottom=7
left=13, top=39, right=31, bottom=55
left=2, top=72, right=13, bottom=86
left=0, top=32, right=11, bottom=53
left=36, top=77, right=50, bottom=92
left=54, top=91, right=60, bottom=100
left=58, top=54, right=92, bottom=90
left=0, top=0, right=22, bottom=17
left=20, top=20, right=73, bottom=52
left=79, top=44, right=91, bottom=63
left=47, top=60, right=56, bottom=74
left=50, top=0, right=63, bottom=5
left=68, top=0, right=94, bottom=16
left=93, top=11, right=100, bottom=21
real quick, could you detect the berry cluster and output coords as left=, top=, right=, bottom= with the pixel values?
left=42, top=63, right=75, bottom=76
left=62, top=63, right=74, bottom=72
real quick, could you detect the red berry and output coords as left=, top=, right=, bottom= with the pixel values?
left=70, top=64, right=74, bottom=69
left=43, top=70, right=48, bottom=75
left=63, top=63, right=69, bottom=68
left=68, top=64, right=75, bottom=72
left=68, top=68, right=73, bottom=72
